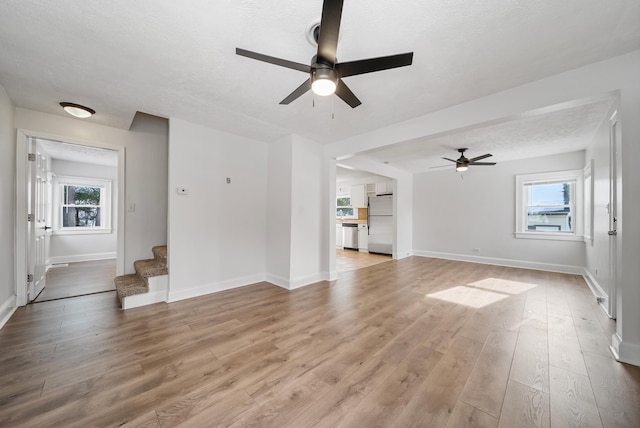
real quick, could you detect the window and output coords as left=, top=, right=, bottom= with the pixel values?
left=55, top=176, right=112, bottom=234
left=336, top=196, right=356, bottom=218
left=515, top=170, right=583, bottom=241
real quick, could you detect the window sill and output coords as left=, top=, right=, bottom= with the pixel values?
left=53, top=228, right=113, bottom=236
left=515, top=232, right=584, bottom=242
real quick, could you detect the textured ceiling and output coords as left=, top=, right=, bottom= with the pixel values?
left=358, top=98, right=616, bottom=173
left=36, top=138, right=118, bottom=166
left=1, top=0, right=639, bottom=149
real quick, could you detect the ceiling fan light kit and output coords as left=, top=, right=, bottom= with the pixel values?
left=311, top=67, right=338, bottom=96
left=236, top=0, right=414, bottom=108
left=443, top=148, right=496, bottom=172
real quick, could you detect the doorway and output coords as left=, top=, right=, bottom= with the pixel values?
left=16, top=131, right=125, bottom=306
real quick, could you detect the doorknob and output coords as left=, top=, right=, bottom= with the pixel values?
left=608, top=230, right=617, bottom=236
left=43, top=226, right=52, bottom=230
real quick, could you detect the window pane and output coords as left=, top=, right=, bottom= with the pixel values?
left=527, top=182, right=571, bottom=206
left=526, top=207, right=572, bottom=231
left=64, top=185, right=101, bottom=205
left=336, top=208, right=354, bottom=217
left=336, top=197, right=351, bottom=207
left=62, top=207, right=101, bottom=227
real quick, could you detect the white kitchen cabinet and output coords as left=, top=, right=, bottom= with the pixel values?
left=358, top=224, right=368, bottom=252
left=350, top=184, right=366, bottom=208
left=336, top=224, right=343, bottom=248
left=375, top=181, right=393, bottom=195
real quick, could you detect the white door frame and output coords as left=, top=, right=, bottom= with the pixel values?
left=608, top=110, right=621, bottom=319
left=15, top=129, right=126, bottom=306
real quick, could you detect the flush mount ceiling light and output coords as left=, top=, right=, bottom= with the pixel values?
left=60, top=102, right=95, bottom=118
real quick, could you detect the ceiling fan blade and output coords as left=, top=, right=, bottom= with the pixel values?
left=335, top=52, right=414, bottom=77
left=429, top=165, right=451, bottom=169
left=335, top=79, right=361, bottom=108
left=236, top=48, right=311, bottom=73
left=280, top=79, right=312, bottom=105
left=442, top=157, right=457, bottom=163
left=468, top=162, right=497, bottom=166
left=469, top=153, right=492, bottom=162
left=316, top=0, right=344, bottom=63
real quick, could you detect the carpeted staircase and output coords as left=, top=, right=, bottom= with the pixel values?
left=114, top=245, right=168, bottom=309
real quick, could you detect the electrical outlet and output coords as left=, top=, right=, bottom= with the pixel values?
left=472, top=248, right=480, bottom=253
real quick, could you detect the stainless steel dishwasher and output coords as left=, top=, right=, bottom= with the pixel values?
left=342, top=223, right=358, bottom=250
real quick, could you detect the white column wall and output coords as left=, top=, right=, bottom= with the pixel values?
left=167, top=117, right=268, bottom=302
left=0, top=85, right=16, bottom=327
left=289, top=135, right=326, bottom=287
left=265, top=136, right=293, bottom=286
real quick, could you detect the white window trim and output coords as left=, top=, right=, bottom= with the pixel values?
left=515, top=169, right=584, bottom=242
left=54, top=176, right=113, bottom=235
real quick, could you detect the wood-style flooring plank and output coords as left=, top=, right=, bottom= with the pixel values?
left=0, top=256, right=638, bottom=427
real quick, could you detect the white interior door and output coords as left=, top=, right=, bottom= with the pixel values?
left=28, top=140, right=50, bottom=301
left=608, top=111, right=621, bottom=319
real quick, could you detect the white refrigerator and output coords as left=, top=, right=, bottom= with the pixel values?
left=368, top=195, right=393, bottom=255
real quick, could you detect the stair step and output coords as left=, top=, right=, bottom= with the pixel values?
left=114, top=274, right=149, bottom=303
left=134, top=258, right=168, bottom=279
left=152, top=245, right=167, bottom=262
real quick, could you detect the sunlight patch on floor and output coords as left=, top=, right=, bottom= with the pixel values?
left=427, top=285, right=508, bottom=308
left=468, top=277, right=538, bottom=295
left=426, top=278, right=538, bottom=308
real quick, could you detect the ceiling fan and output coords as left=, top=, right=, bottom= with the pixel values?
left=442, top=148, right=496, bottom=172
left=235, top=0, right=413, bottom=108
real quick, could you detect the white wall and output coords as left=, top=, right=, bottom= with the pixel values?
left=48, top=159, right=117, bottom=263
left=0, top=85, right=16, bottom=326
left=14, top=108, right=168, bottom=273
left=167, top=117, right=268, bottom=302
left=413, top=151, right=586, bottom=272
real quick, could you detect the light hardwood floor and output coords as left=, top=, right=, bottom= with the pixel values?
left=1, top=257, right=639, bottom=427
left=336, top=248, right=392, bottom=273
left=34, top=259, right=116, bottom=302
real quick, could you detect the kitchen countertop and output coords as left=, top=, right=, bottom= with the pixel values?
left=336, top=219, right=368, bottom=224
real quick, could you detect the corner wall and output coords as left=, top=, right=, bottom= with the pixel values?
left=0, top=85, right=16, bottom=327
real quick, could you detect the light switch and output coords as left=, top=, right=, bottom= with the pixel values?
left=128, top=203, right=135, bottom=212
left=177, top=187, right=189, bottom=195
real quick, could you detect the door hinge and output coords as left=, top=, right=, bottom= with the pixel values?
left=27, top=213, right=34, bottom=222
left=28, top=153, right=36, bottom=162
left=27, top=274, right=33, bottom=282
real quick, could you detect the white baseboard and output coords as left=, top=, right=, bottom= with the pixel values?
left=265, top=272, right=330, bottom=290
left=412, top=250, right=584, bottom=275
left=167, top=273, right=266, bottom=303
left=582, top=268, right=611, bottom=317
left=394, top=249, right=413, bottom=260
left=122, top=275, right=168, bottom=310
left=49, top=252, right=116, bottom=264
left=0, top=295, right=17, bottom=330
left=610, top=332, right=640, bottom=367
